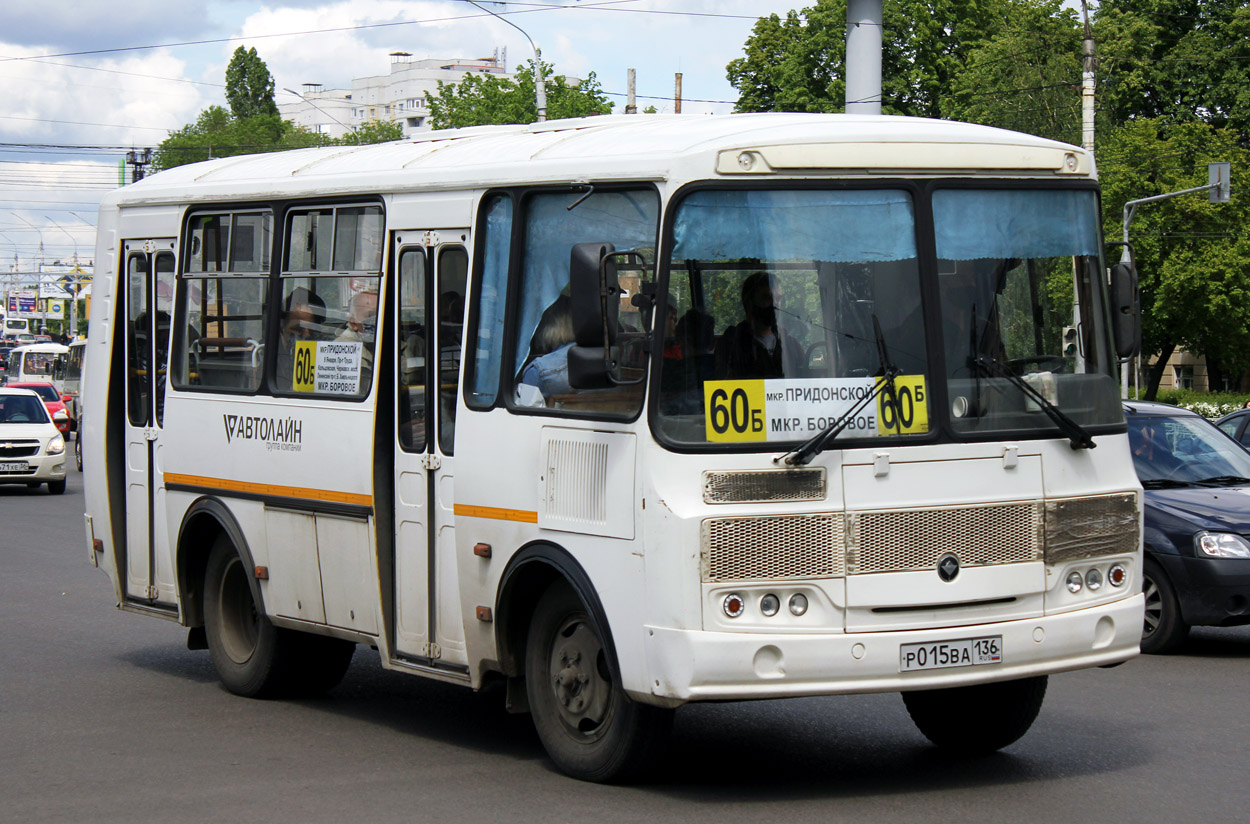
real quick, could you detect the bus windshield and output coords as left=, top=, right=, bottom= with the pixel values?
left=654, top=186, right=1121, bottom=448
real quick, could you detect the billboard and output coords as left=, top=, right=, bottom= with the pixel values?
left=7, top=290, right=37, bottom=317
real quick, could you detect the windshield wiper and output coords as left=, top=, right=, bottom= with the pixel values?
left=1193, top=475, right=1250, bottom=487
left=969, top=355, right=1095, bottom=450
left=1140, top=478, right=1193, bottom=489
left=778, top=316, right=900, bottom=467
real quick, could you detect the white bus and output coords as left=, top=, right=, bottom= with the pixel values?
left=83, top=114, right=1145, bottom=782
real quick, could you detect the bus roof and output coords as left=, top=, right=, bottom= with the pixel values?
left=104, top=113, right=1094, bottom=208
left=9, top=343, right=69, bottom=354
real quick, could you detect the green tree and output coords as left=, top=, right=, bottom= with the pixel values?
left=727, top=0, right=1009, bottom=118
left=348, top=118, right=404, bottom=144
left=1098, top=119, right=1250, bottom=396
left=225, top=46, right=279, bottom=119
left=942, top=0, right=1084, bottom=144
left=153, top=106, right=329, bottom=170
left=1095, top=0, right=1250, bottom=136
left=428, top=59, right=612, bottom=129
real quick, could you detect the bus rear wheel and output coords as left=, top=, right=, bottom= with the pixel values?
left=525, top=583, right=672, bottom=783
left=204, top=536, right=293, bottom=698
left=903, top=675, right=1048, bottom=754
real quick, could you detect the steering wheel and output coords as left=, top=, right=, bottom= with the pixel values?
left=1007, top=355, right=1068, bottom=375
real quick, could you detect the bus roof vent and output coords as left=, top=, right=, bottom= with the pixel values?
left=703, top=468, right=826, bottom=504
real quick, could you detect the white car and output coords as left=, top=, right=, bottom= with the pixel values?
left=0, top=387, right=67, bottom=494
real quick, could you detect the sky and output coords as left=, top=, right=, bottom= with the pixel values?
left=0, top=0, right=800, bottom=270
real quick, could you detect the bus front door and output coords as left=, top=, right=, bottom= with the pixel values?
left=393, top=236, right=470, bottom=668
left=122, top=240, right=177, bottom=604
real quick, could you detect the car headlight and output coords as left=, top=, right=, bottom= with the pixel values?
left=47, top=434, right=65, bottom=455
left=1194, top=531, right=1250, bottom=559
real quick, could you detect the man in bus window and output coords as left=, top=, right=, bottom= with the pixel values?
left=276, top=288, right=325, bottom=390
left=714, top=271, right=798, bottom=380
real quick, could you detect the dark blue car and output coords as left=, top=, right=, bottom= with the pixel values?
left=1125, top=401, right=1250, bottom=653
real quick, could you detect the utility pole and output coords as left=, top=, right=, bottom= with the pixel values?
left=674, top=73, right=682, bottom=114
left=1081, top=1, right=1096, bottom=154
left=626, top=69, right=637, bottom=114
left=845, top=0, right=883, bottom=114
left=125, top=148, right=153, bottom=183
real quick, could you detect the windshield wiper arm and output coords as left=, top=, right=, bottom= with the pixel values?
left=778, top=316, right=900, bottom=467
left=969, top=355, right=1095, bottom=450
left=1193, top=475, right=1250, bottom=486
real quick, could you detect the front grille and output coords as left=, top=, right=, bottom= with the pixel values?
left=847, top=502, right=1044, bottom=574
left=1045, top=493, right=1139, bottom=565
left=702, top=514, right=844, bottom=582
left=703, top=468, right=826, bottom=504
left=0, top=440, right=40, bottom=459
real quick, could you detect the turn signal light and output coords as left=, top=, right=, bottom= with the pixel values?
left=1108, top=564, right=1128, bottom=587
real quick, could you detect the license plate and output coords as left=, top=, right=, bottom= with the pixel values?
left=899, top=636, right=1003, bottom=672
left=0, top=461, right=29, bottom=473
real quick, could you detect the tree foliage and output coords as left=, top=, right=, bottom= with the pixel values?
left=225, top=46, right=280, bottom=119
left=727, top=0, right=1010, bottom=118
left=428, top=59, right=612, bottom=129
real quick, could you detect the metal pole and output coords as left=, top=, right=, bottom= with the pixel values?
left=626, top=68, right=636, bottom=114
left=845, top=0, right=883, bottom=115
left=675, top=73, right=682, bottom=114
left=1081, top=2, right=1096, bottom=154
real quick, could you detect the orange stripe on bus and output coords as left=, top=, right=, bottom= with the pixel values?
left=453, top=504, right=539, bottom=523
left=162, top=472, right=372, bottom=508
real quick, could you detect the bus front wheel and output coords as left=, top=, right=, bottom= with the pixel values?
left=903, top=674, right=1047, bottom=754
left=524, top=583, right=672, bottom=783
left=204, top=536, right=293, bottom=698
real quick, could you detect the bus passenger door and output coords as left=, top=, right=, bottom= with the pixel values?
left=122, top=240, right=177, bottom=604
left=393, top=235, right=469, bottom=667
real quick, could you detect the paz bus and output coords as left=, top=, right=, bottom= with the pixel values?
left=83, top=113, right=1145, bottom=782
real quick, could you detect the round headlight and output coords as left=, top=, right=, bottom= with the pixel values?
left=760, top=594, right=780, bottom=617
left=1086, top=568, right=1103, bottom=591
left=1065, top=571, right=1083, bottom=594
left=1108, top=564, right=1127, bottom=587
left=789, top=593, right=809, bottom=616
left=722, top=593, right=745, bottom=618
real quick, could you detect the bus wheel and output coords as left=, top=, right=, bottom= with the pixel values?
left=903, top=675, right=1047, bottom=754
left=204, top=535, right=292, bottom=698
left=525, top=583, right=672, bottom=783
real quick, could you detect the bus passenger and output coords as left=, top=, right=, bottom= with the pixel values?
left=518, top=295, right=574, bottom=405
left=275, top=288, right=325, bottom=390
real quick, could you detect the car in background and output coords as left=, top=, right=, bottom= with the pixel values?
left=6, top=381, right=71, bottom=436
left=0, top=387, right=67, bottom=494
left=1125, top=401, right=1250, bottom=653
left=1213, top=407, right=1250, bottom=448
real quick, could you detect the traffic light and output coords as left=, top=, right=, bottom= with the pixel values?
left=1062, top=326, right=1079, bottom=358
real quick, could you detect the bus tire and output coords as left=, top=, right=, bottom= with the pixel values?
left=289, top=634, right=355, bottom=696
left=1141, top=559, right=1188, bottom=654
left=204, top=535, right=293, bottom=698
left=903, top=674, right=1047, bottom=754
left=524, top=582, right=672, bottom=783
left=47, top=479, right=66, bottom=495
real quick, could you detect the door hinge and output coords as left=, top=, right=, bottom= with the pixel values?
left=421, top=453, right=442, bottom=470
left=145, top=585, right=159, bottom=600
left=421, top=642, right=442, bottom=659
left=144, top=426, right=159, bottom=442
left=422, top=231, right=440, bottom=248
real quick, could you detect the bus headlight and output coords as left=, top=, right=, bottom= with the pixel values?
left=1065, top=571, right=1083, bottom=593
left=760, top=594, right=780, bottom=617
left=47, top=435, right=65, bottom=455
left=1195, top=531, right=1250, bottom=559
left=1086, top=568, right=1103, bottom=591
left=789, top=593, right=808, bottom=616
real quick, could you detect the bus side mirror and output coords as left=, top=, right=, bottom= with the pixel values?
left=568, top=242, right=618, bottom=389
left=1109, top=260, right=1140, bottom=360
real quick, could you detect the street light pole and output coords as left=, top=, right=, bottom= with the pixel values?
left=462, top=0, right=546, bottom=122
left=11, top=213, right=46, bottom=333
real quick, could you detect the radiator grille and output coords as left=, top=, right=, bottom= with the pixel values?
left=0, top=440, right=40, bottom=459
left=702, top=514, right=844, bottom=582
left=703, top=469, right=826, bottom=504
left=1045, top=493, right=1139, bottom=564
left=847, top=502, right=1044, bottom=574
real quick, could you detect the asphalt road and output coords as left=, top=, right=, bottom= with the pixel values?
left=2, top=469, right=1247, bottom=823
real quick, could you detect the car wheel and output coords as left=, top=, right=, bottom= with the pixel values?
left=903, top=675, right=1048, bottom=754
left=74, top=435, right=82, bottom=472
left=525, top=582, right=673, bottom=783
left=47, top=479, right=66, bottom=495
left=1142, top=559, right=1189, bottom=654
left=203, top=535, right=296, bottom=697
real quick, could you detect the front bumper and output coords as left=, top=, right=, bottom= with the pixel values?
left=1156, top=554, right=1250, bottom=627
left=642, top=594, right=1143, bottom=702
left=0, top=452, right=66, bottom=484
